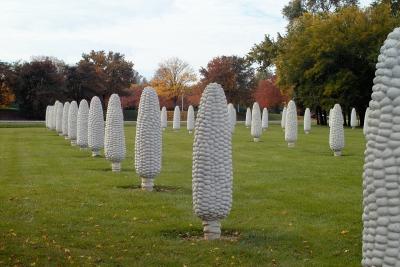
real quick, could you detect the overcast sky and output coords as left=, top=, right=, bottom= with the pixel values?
left=0, top=0, right=373, bottom=79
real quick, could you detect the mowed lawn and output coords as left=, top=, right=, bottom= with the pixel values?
left=0, top=123, right=364, bottom=266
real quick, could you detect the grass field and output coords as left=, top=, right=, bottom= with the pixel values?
left=0, top=123, right=364, bottom=266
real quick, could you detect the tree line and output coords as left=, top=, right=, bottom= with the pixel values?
left=1, top=0, right=399, bottom=123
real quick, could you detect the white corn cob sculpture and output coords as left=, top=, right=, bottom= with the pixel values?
left=68, top=101, right=78, bottom=145
left=160, top=106, right=167, bottom=130
left=187, top=105, right=195, bottom=133
left=245, top=107, right=251, bottom=128
left=88, top=96, right=105, bottom=157
left=192, top=83, right=232, bottom=240
left=135, top=87, right=162, bottom=191
left=77, top=99, right=89, bottom=149
left=281, top=106, right=287, bottom=129
left=304, top=108, right=311, bottom=134
left=285, top=100, right=298, bottom=147
left=173, top=106, right=180, bottom=130
left=350, top=108, right=358, bottom=129
left=104, top=94, right=126, bottom=172
left=262, top=107, right=268, bottom=131
left=363, top=107, right=370, bottom=136
left=251, top=102, right=262, bottom=142
left=56, top=101, right=63, bottom=135
left=328, top=108, right=333, bottom=127
left=329, top=104, right=344, bottom=156
left=45, top=106, right=50, bottom=128
left=62, top=102, right=70, bottom=138
left=51, top=101, right=58, bottom=130
left=362, top=27, right=400, bottom=267
left=227, top=103, right=236, bottom=133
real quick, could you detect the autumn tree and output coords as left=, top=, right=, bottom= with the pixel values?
left=151, top=57, right=197, bottom=107
left=69, top=50, right=140, bottom=107
left=200, top=56, right=256, bottom=107
left=252, top=78, right=284, bottom=111
left=0, top=62, right=16, bottom=107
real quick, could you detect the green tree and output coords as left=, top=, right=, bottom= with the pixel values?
left=275, top=3, right=400, bottom=125
left=13, top=58, right=65, bottom=119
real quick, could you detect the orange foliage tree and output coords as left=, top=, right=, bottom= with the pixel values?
left=252, top=77, right=286, bottom=110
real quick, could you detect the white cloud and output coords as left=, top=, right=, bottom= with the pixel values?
left=0, top=0, right=374, bottom=79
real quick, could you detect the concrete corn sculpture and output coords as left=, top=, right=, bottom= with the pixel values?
left=173, top=106, right=180, bottom=130
left=192, top=83, right=233, bottom=240
left=77, top=99, right=89, bottom=149
left=304, top=108, right=311, bottom=134
left=135, top=87, right=162, bottom=191
left=68, top=101, right=78, bottom=145
left=285, top=100, right=298, bottom=147
left=245, top=107, right=251, bottom=128
left=328, top=108, right=333, bottom=127
left=160, top=106, right=167, bottom=130
left=362, top=27, right=400, bottom=267
left=329, top=104, right=344, bottom=156
left=251, top=102, right=262, bottom=142
left=56, top=101, right=64, bottom=135
left=262, top=107, right=268, bottom=131
left=281, top=106, right=287, bottom=129
left=187, top=105, right=195, bottom=133
left=104, top=94, right=126, bottom=172
left=350, top=108, right=358, bottom=129
left=227, top=103, right=236, bottom=133
left=88, top=96, right=104, bottom=157
left=62, top=102, right=70, bottom=138
left=52, top=101, right=58, bottom=130
left=45, top=106, right=50, bottom=129
left=363, top=107, right=370, bottom=136
left=48, top=106, right=54, bottom=130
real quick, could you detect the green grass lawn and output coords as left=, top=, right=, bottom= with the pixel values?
left=0, top=123, right=364, bottom=266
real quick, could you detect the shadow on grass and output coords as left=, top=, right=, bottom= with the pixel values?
left=160, top=227, right=241, bottom=241
left=116, top=184, right=191, bottom=194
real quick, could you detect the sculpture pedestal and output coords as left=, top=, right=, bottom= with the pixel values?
left=79, top=147, right=88, bottom=151
left=288, top=142, right=295, bottom=148
left=305, top=131, right=310, bottom=134
left=92, top=150, right=100, bottom=157
left=188, top=130, right=193, bottom=134
left=253, top=138, right=260, bottom=142
left=71, top=140, right=77, bottom=146
left=64, top=136, right=70, bottom=140
left=334, top=151, right=342, bottom=156
left=111, top=162, right=121, bottom=172
left=141, top=178, right=154, bottom=191
left=162, top=128, right=166, bottom=131
left=203, top=220, right=221, bottom=240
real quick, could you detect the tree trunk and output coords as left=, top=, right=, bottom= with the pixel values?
left=322, top=110, right=327, bottom=125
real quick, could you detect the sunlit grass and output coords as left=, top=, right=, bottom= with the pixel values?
left=0, top=123, right=364, bottom=266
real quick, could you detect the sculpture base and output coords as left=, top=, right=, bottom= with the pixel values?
left=79, top=147, right=88, bottom=151
left=112, top=162, right=121, bottom=172
left=288, top=142, right=295, bottom=148
left=92, top=150, right=100, bottom=157
left=334, top=151, right=342, bottom=156
left=253, top=137, right=260, bottom=142
left=141, top=178, right=154, bottom=191
left=58, top=133, right=63, bottom=136
left=305, top=131, right=310, bottom=134
left=188, top=130, right=193, bottom=134
left=71, top=140, right=77, bottom=146
left=64, top=136, right=70, bottom=140
left=352, top=127, right=355, bottom=129
left=263, top=128, right=267, bottom=131
left=203, top=220, right=221, bottom=240
left=162, top=128, right=166, bottom=131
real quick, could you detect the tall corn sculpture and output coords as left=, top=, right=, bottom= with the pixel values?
left=363, top=107, right=370, bottom=136
left=304, top=108, right=311, bottom=134
left=350, top=108, right=358, bottom=129
left=56, top=101, right=64, bottom=135
left=62, top=102, right=70, bottom=138
left=251, top=102, right=262, bottom=142
left=227, top=103, right=236, bottom=133
left=245, top=107, right=251, bottom=128
left=192, top=83, right=233, bottom=240
left=77, top=99, right=89, bottom=149
left=262, top=107, right=268, bottom=131
left=104, top=94, right=126, bottom=172
left=362, top=27, right=400, bottom=267
left=161, top=106, right=167, bottom=130
left=329, top=104, right=344, bottom=156
left=281, top=106, right=287, bottom=130
left=187, top=105, right=195, bottom=133
left=135, top=87, right=162, bottom=191
left=68, top=101, right=78, bottom=146
left=88, top=96, right=104, bottom=157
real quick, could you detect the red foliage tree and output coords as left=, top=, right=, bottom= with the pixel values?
left=253, top=77, right=284, bottom=109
